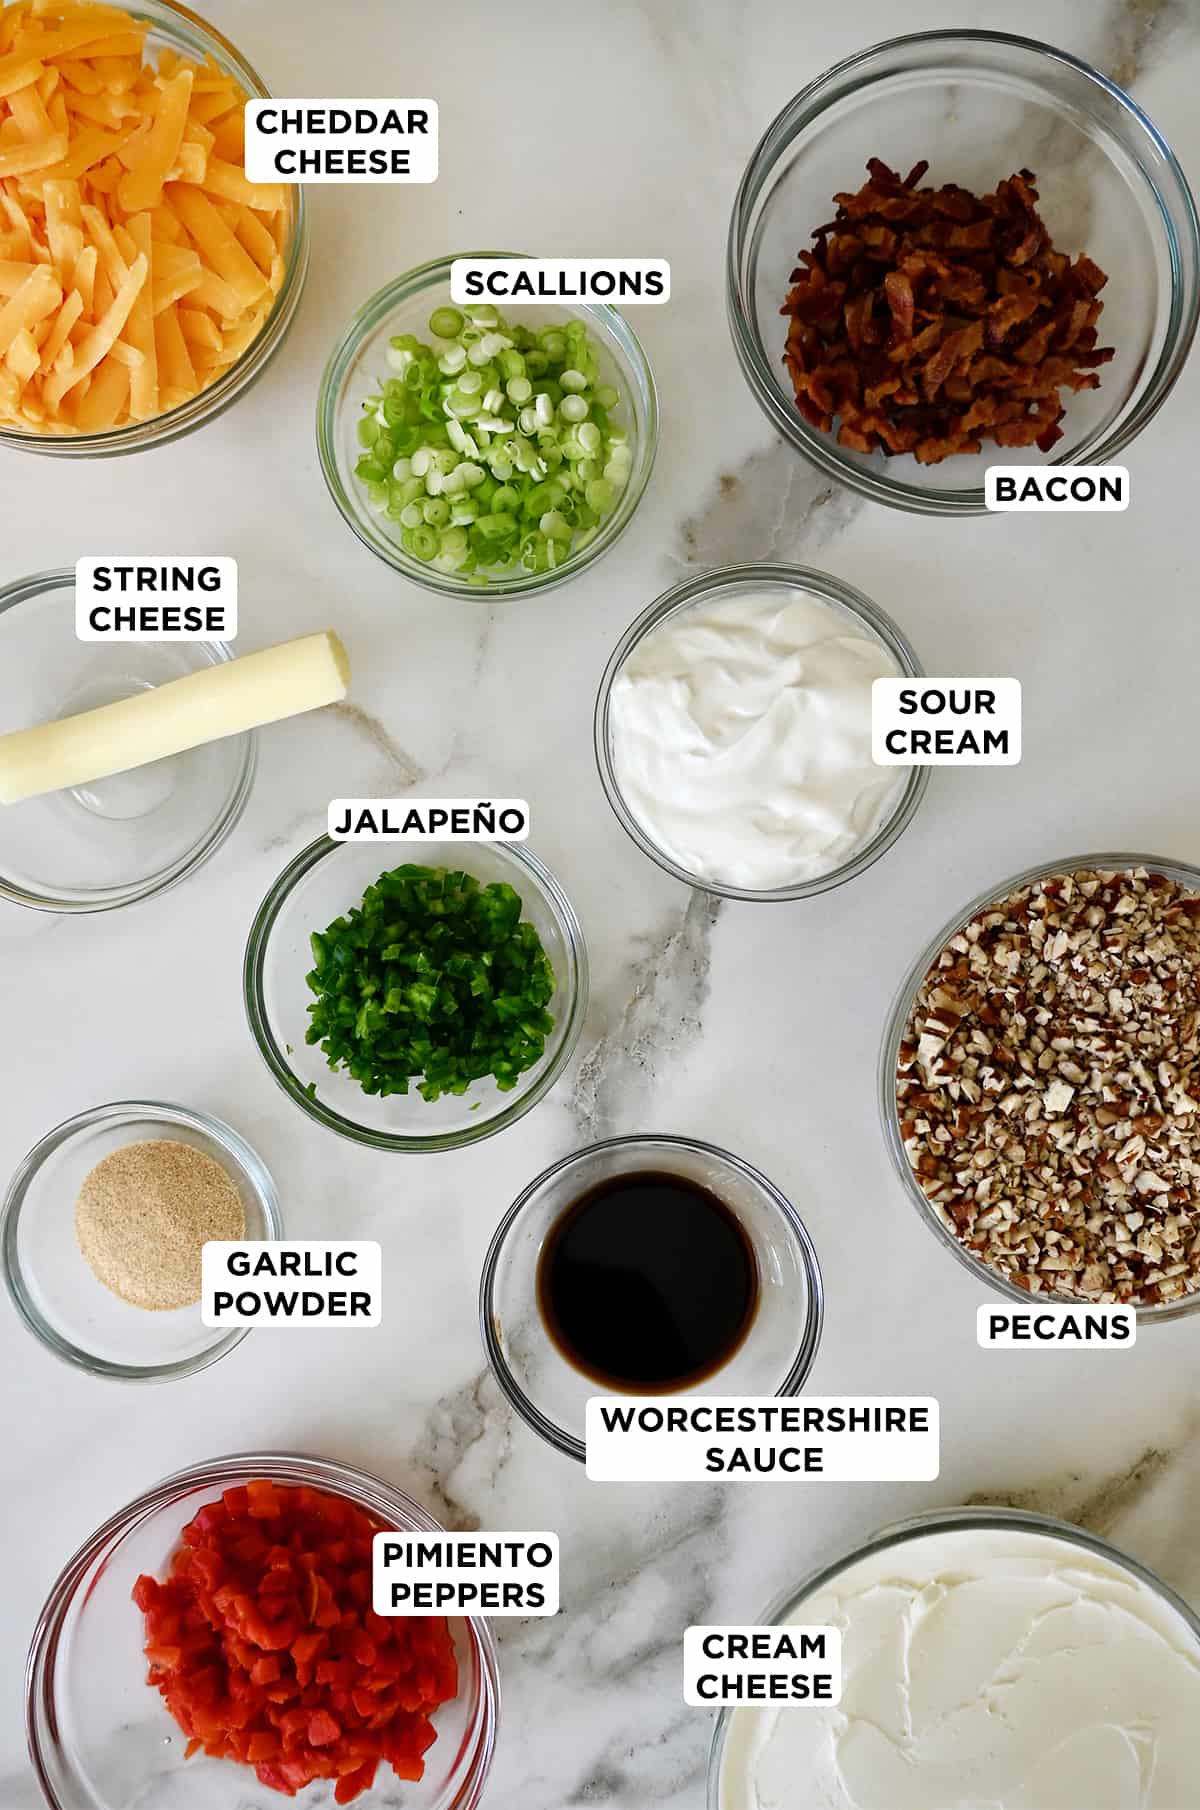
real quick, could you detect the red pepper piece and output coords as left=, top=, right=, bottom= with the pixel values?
left=308, top=1709, right=341, bottom=1747
left=134, top=1481, right=458, bottom=1799
left=333, top=1760, right=378, bottom=1804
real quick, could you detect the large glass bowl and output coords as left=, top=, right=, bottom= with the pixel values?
left=244, top=835, right=589, bottom=1152
left=0, top=571, right=255, bottom=911
left=880, top=851, right=1200, bottom=1321
left=728, top=31, right=1200, bottom=514
left=2, top=1100, right=280, bottom=1381
left=594, top=563, right=927, bottom=901
left=316, top=253, right=658, bottom=597
left=480, top=1134, right=824, bottom=1462
left=0, top=0, right=308, bottom=459
left=709, top=1505, right=1200, bottom=1808
left=26, top=1452, right=500, bottom=1810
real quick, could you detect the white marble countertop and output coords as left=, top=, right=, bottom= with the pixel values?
left=5, top=0, right=1200, bottom=1805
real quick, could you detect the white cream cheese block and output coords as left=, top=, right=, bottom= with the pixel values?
left=719, top=1524, right=1200, bottom=1810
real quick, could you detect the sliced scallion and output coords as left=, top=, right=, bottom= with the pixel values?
left=352, top=302, right=634, bottom=583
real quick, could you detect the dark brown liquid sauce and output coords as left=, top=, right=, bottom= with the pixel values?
left=536, top=1170, right=759, bottom=1391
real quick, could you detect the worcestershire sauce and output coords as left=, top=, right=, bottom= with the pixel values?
left=536, top=1170, right=759, bottom=1391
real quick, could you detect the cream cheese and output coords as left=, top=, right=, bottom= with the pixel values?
left=607, top=590, right=904, bottom=891
left=719, top=1526, right=1200, bottom=1810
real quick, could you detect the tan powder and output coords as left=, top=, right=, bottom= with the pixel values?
left=74, top=1138, right=245, bottom=1311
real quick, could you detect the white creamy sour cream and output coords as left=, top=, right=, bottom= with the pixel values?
left=607, top=590, right=905, bottom=891
left=719, top=1526, right=1200, bottom=1810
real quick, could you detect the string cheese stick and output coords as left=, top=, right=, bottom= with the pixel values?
left=0, top=630, right=349, bottom=805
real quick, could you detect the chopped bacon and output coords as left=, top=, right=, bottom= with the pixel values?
left=778, top=160, right=1112, bottom=463
left=843, top=291, right=878, bottom=356
left=946, top=218, right=995, bottom=251
left=826, top=231, right=865, bottom=275
left=988, top=286, right=1040, bottom=342
left=883, top=269, right=915, bottom=341
left=922, top=322, right=985, bottom=400
left=859, top=223, right=899, bottom=259
left=1073, top=254, right=1109, bottom=295
left=1013, top=319, right=1055, bottom=366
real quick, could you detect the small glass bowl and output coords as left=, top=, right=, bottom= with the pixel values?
left=708, top=1504, right=1200, bottom=1808
left=594, top=562, right=927, bottom=901
left=27, top=1451, right=500, bottom=1810
left=480, top=1134, right=824, bottom=1463
left=0, top=0, right=308, bottom=458
left=244, top=835, right=589, bottom=1152
left=316, top=253, right=658, bottom=597
left=2, top=1100, right=281, bottom=1380
left=727, top=31, right=1200, bottom=515
left=0, top=571, right=255, bottom=911
left=880, top=851, right=1200, bottom=1321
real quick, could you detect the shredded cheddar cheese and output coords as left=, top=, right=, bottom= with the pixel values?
left=0, top=0, right=290, bottom=435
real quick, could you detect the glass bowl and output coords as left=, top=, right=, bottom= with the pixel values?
left=727, top=31, right=1200, bottom=515
left=244, top=835, right=589, bottom=1152
left=0, top=571, right=255, bottom=911
left=2, top=1100, right=280, bottom=1380
left=594, top=562, right=927, bottom=901
left=480, top=1134, right=824, bottom=1462
left=708, top=1505, right=1200, bottom=1809
left=0, top=0, right=308, bottom=459
left=880, top=851, right=1200, bottom=1321
left=26, top=1451, right=500, bottom=1810
left=316, top=253, right=658, bottom=597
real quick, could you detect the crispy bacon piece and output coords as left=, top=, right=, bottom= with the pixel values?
left=779, top=160, right=1113, bottom=463
left=883, top=270, right=915, bottom=342
left=923, top=321, right=985, bottom=399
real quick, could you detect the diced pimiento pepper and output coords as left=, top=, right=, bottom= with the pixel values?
left=133, top=1479, right=457, bottom=1803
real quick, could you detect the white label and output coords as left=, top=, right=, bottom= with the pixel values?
left=75, top=557, right=236, bottom=641
left=244, top=100, right=437, bottom=183
left=372, top=1532, right=558, bottom=1616
left=584, top=1397, right=939, bottom=1484
left=328, top=797, right=529, bottom=841
left=872, top=678, right=1021, bottom=766
left=201, top=1241, right=381, bottom=1328
left=978, top=1304, right=1136, bottom=1348
left=985, top=465, right=1128, bottom=511
left=450, top=257, right=670, bottom=305
left=684, top=1625, right=842, bottom=1708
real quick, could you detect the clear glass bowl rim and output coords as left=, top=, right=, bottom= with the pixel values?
left=0, top=568, right=256, bottom=912
left=726, top=28, right=1200, bottom=517
left=1, top=1098, right=282, bottom=1380
left=25, top=1449, right=501, bottom=1810
left=879, top=849, right=1200, bottom=1322
left=479, top=1131, right=826, bottom=1463
left=705, top=1501, right=1200, bottom=1806
left=593, top=561, right=929, bottom=901
left=315, top=251, right=659, bottom=598
left=242, top=833, right=590, bottom=1153
left=0, top=0, right=310, bottom=459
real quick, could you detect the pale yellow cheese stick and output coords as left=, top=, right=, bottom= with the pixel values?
left=0, top=629, right=349, bottom=805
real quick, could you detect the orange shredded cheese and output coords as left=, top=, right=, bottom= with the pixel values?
left=0, top=0, right=291, bottom=435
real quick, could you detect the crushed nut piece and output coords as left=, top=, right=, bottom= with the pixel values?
left=896, top=868, right=1200, bottom=1306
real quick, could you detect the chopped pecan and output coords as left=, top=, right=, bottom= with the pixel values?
left=896, top=869, right=1200, bottom=1306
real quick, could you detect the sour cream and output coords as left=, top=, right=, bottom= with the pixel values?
left=607, top=590, right=905, bottom=891
left=719, top=1525, right=1200, bottom=1810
